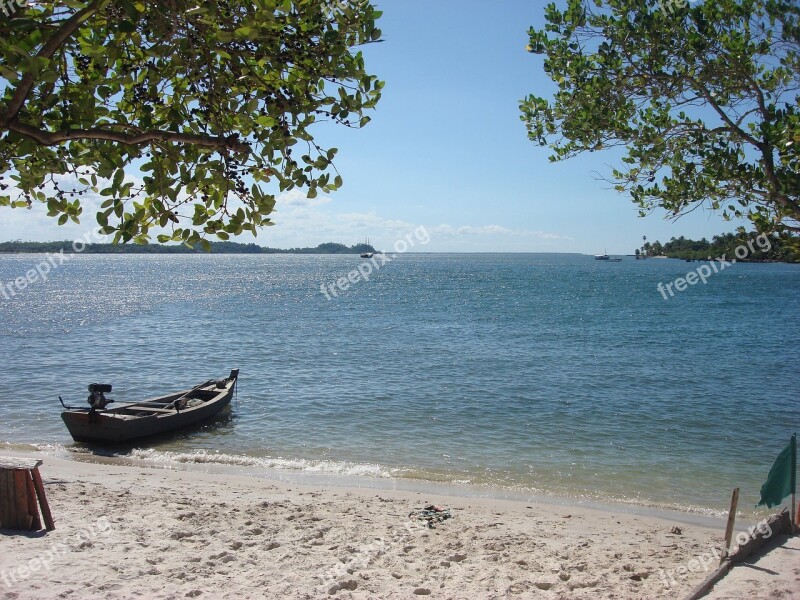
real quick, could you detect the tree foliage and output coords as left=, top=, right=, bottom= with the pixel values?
left=0, top=239, right=375, bottom=254
left=522, top=0, right=800, bottom=233
left=641, top=232, right=800, bottom=261
left=0, top=0, right=383, bottom=247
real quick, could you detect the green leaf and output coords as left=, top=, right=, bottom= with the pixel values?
left=521, top=0, right=800, bottom=234
left=0, top=0, right=382, bottom=245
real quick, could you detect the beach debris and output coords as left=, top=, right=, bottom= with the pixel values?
left=413, top=588, right=431, bottom=595
left=328, top=579, right=358, bottom=595
left=408, top=505, right=452, bottom=529
left=670, top=526, right=683, bottom=535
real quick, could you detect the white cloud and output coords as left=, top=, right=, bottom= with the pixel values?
left=431, top=223, right=571, bottom=241
left=0, top=185, right=573, bottom=252
left=275, top=189, right=333, bottom=207
left=432, top=224, right=512, bottom=236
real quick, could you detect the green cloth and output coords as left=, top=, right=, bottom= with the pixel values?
left=757, top=434, right=796, bottom=508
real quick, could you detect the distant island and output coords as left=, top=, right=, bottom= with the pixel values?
left=0, top=241, right=376, bottom=255
left=638, top=233, right=800, bottom=263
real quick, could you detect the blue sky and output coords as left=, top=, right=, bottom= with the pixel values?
left=0, top=0, right=746, bottom=253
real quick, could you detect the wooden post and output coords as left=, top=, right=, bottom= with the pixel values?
left=721, top=487, right=740, bottom=563
left=24, top=471, right=42, bottom=531
left=13, top=470, right=31, bottom=529
left=0, top=470, right=8, bottom=529
left=4, top=470, right=18, bottom=529
left=0, top=469, right=8, bottom=528
left=30, top=467, right=55, bottom=531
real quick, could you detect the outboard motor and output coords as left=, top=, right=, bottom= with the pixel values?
left=87, top=383, right=113, bottom=410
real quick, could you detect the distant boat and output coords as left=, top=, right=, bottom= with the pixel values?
left=59, top=370, right=239, bottom=443
left=595, top=249, right=621, bottom=261
left=360, top=237, right=374, bottom=258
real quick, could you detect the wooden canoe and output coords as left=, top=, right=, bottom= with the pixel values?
left=61, top=369, right=239, bottom=443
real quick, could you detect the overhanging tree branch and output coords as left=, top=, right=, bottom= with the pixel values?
left=6, top=120, right=250, bottom=152
left=522, top=0, right=800, bottom=233
left=0, top=1, right=104, bottom=128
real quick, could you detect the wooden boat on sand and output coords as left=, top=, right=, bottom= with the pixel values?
left=60, top=369, right=239, bottom=443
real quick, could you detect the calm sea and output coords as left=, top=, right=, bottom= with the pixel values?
left=0, top=253, right=797, bottom=516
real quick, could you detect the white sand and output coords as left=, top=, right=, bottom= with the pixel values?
left=0, top=454, right=795, bottom=599
left=703, top=534, right=800, bottom=600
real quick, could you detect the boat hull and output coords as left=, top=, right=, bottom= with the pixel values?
left=61, top=372, right=237, bottom=444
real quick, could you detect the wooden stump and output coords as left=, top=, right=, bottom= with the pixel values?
left=0, top=457, right=54, bottom=532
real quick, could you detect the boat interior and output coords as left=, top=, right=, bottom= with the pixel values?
left=107, top=387, right=224, bottom=418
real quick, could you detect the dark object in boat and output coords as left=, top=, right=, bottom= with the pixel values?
left=87, top=383, right=113, bottom=410
left=60, top=369, right=239, bottom=443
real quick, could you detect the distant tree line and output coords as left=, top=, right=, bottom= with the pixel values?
left=637, top=233, right=800, bottom=262
left=0, top=241, right=376, bottom=255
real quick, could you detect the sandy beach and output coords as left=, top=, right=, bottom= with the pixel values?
left=0, top=453, right=794, bottom=599
left=704, top=533, right=800, bottom=600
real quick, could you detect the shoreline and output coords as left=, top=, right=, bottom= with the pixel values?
left=66, top=449, right=730, bottom=528
left=0, top=451, right=727, bottom=599
left=4, top=442, right=736, bottom=525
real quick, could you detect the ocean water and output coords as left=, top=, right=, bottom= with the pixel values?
left=0, top=253, right=798, bottom=516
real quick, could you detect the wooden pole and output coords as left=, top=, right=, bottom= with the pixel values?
left=0, top=468, right=9, bottom=528
left=30, top=467, right=55, bottom=531
left=24, top=470, right=42, bottom=531
left=796, top=498, right=800, bottom=531
left=13, top=470, right=31, bottom=529
left=793, top=433, right=797, bottom=533
left=3, top=470, right=17, bottom=529
left=721, top=487, right=740, bottom=564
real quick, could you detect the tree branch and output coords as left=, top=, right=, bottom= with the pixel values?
left=686, top=75, right=763, bottom=148
left=6, top=120, right=249, bottom=153
left=0, top=1, right=103, bottom=128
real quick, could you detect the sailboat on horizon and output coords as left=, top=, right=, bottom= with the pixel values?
left=360, top=237, right=374, bottom=259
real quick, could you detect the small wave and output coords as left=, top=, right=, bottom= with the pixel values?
left=127, top=448, right=395, bottom=479
left=1, top=442, right=749, bottom=519
left=1, top=441, right=52, bottom=453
